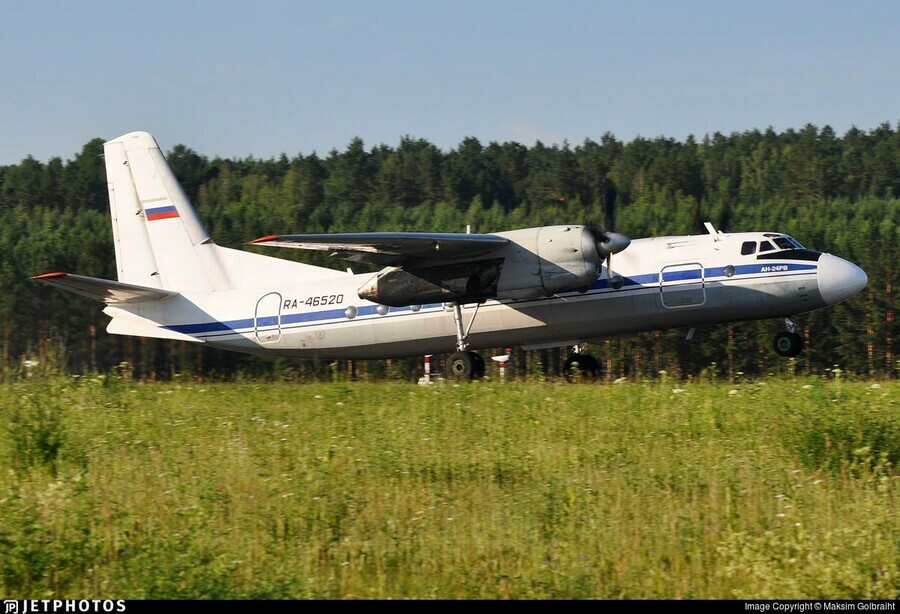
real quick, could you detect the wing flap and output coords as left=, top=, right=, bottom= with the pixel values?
left=249, top=232, right=509, bottom=267
left=32, top=272, right=179, bottom=304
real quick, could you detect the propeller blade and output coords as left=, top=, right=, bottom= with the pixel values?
left=603, top=179, right=617, bottom=232
left=584, top=179, right=628, bottom=288
left=601, top=179, right=626, bottom=288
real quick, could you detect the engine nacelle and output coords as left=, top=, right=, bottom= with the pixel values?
left=493, top=226, right=604, bottom=299
left=356, top=225, right=622, bottom=307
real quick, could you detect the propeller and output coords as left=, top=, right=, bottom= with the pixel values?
left=593, top=179, right=629, bottom=289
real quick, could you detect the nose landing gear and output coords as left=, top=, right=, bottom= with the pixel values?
left=774, top=318, right=804, bottom=357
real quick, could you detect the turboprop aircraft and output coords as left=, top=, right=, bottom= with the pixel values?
left=33, top=131, right=868, bottom=380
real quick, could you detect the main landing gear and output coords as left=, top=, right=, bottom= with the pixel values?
left=774, top=317, right=804, bottom=357
left=441, top=304, right=602, bottom=382
left=447, top=350, right=486, bottom=379
left=563, top=345, right=601, bottom=382
left=446, top=302, right=486, bottom=380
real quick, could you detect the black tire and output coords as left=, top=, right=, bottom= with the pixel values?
left=471, top=352, right=486, bottom=379
left=447, top=351, right=475, bottom=380
left=563, top=353, right=601, bottom=382
left=774, top=331, right=804, bottom=357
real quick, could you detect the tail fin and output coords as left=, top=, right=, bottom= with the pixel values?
left=34, top=131, right=339, bottom=344
left=104, top=131, right=232, bottom=291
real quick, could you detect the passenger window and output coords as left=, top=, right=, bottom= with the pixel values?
left=759, top=240, right=775, bottom=252
left=741, top=241, right=757, bottom=255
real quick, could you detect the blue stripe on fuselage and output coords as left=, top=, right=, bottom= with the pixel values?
left=163, top=262, right=818, bottom=337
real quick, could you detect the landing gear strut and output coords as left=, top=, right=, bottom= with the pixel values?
left=774, top=317, right=804, bottom=357
left=446, top=302, right=485, bottom=380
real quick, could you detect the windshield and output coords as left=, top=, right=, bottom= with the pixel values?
left=744, top=235, right=806, bottom=256
left=772, top=235, right=805, bottom=250
left=773, top=237, right=794, bottom=250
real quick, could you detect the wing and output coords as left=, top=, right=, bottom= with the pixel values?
left=32, top=272, right=179, bottom=304
left=248, top=232, right=510, bottom=267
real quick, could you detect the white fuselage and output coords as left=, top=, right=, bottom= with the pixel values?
left=113, top=230, right=859, bottom=360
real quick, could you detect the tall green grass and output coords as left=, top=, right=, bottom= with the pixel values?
left=0, top=375, right=896, bottom=599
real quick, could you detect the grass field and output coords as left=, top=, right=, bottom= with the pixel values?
left=0, top=373, right=897, bottom=599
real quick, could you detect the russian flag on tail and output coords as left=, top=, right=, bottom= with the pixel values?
left=146, top=205, right=179, bottom=221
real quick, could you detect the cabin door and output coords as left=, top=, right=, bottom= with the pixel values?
left=255, top=292, right=283, bottom=343
left=659, top=263, right=706, bottom=308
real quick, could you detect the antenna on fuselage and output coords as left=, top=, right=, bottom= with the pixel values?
left=704, top=222, right=723, bottom=242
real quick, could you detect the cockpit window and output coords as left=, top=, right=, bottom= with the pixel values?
left=786, top=235, right=804, bottom=249
left=759, top=240, right=775, bottom=252
left=741, top=241, right=757, bottom=255
left=773, top=237, right=795, bottom=250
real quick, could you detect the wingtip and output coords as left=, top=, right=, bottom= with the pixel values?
left=248, top=235, right=279, bottom=244
left=32, top=272, right=68, bottom=280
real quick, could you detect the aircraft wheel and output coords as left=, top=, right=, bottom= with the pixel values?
left=774, top=331, right=804, bottom=357
left=564, top=354, right=600, bottom=383
left=471, top=352, right=486, bottom=379
left=448, top=351, right=477, bottom=380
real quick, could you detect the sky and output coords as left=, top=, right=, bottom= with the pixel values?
left=1, top=0, right=898, bottom=165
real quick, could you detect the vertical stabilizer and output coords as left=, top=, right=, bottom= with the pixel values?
left=104, top=131, right=230, bottom=292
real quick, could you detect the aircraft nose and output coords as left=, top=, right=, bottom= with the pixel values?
left=818, top=253, right=867, bottom=306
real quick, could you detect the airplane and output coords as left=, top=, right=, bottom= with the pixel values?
left=33, top=131, right=868, bottom=380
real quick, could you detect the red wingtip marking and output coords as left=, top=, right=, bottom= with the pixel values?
left=249, top=235, right=279, bottom=244
left=33, top=272, right=68, bottom=280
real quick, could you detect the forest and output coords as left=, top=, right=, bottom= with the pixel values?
left=0, top=122, right=896, bottom=381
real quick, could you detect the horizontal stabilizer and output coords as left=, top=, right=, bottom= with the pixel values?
left=32, top=272, right=179, bottom=304
left=250, top=232, right=509, bottom=267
